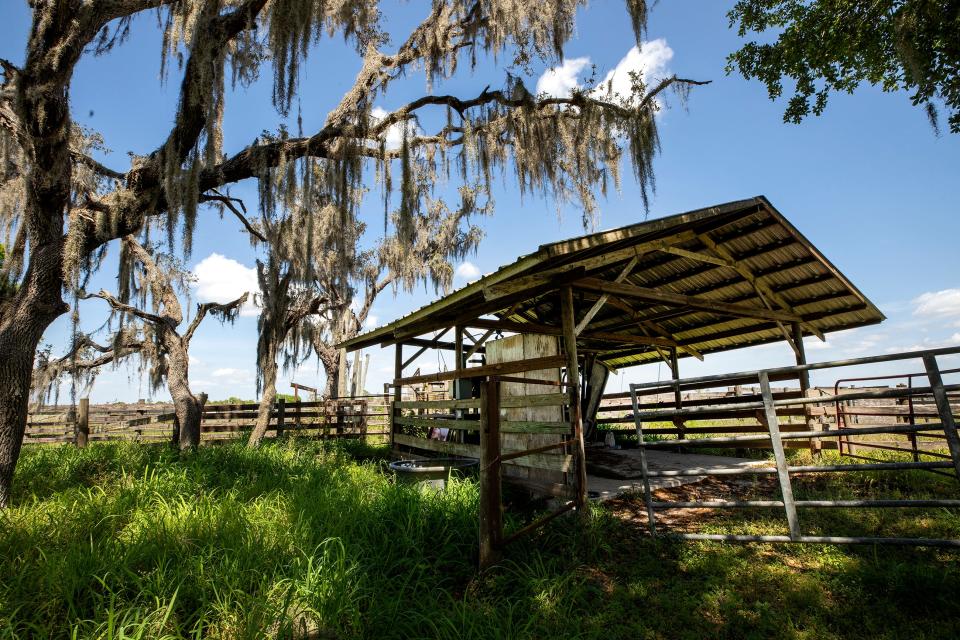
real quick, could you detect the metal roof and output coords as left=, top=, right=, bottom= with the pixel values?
left=341, top=196, right=885, bottom=368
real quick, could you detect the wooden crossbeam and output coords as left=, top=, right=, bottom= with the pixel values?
left=657, top=245, right=733, bottom=267
left=483, top=232, right=699, bottom=304
left=396, top=355, right=567, bottom=385
left=593, top=294, right=705, bottom=361
left=574, top=256, right=639, bottom=336
left=696, top=232, right=825, bottom=342
left=467, top=317, right=677, bottom=348
left=572, top=277, right=803, bottom=324
left=401, top=327, right=452, bottom=369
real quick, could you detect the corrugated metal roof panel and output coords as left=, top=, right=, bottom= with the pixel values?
left=340, top=197, right=885, bottom=368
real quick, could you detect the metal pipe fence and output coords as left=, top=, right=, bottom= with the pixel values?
left=629, top=345, right=960, bottom=547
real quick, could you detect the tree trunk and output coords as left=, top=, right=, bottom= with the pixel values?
left=0, top=326, right=45, bottom=507
left=248, top=354, right=278, bottom=447
left=0, top=256, right=68, bottom=506
left=0, top=9, right=77, bottom=506
left=320, top=349, right=340, bottom=398
left=164, top=334, right=203, bottom=449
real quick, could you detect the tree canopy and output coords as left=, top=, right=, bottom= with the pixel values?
left=0, top=0, right=704, bottom=504
left=728, top=0, right=960, bottom=133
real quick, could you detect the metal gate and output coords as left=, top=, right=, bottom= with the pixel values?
left=628, top=346, right=960, bottom=547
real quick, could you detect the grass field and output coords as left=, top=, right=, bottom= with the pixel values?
left=1, top=440, right=958, bottom=639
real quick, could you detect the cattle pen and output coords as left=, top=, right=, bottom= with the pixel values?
left=338, top=197, right=960, bottom=567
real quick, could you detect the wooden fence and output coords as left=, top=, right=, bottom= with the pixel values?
left=25, top=395, right=390, bottom=445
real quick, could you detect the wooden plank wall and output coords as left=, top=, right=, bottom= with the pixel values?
left=485, top=334, right=565, bottom=485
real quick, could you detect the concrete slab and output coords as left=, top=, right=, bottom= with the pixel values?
left=587, top=448, right=767, bottom=501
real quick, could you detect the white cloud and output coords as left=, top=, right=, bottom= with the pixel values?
left=536, top=56, right=591, bottom=98
left=913, top=289, right=960, bottom=318
left=212, top=367, right=243, bottom=378
left=592, top=39, right=673, bottom=106
left=364, top=314, right=379, bottom=329
left=535, top=39, right=674, bottom=108
left=455, top=261, right=481, bottom=281
left=193, top=253, right=260, bottom=317
left=371, top=106, right=410, bottom=150
left=210, top=367, right=254, bottom=383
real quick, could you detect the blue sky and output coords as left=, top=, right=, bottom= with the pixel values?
left=2, top=2, right=959, bottom=403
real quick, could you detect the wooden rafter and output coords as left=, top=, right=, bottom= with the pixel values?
left=573, top=256, right=639, bottom=336
left=467, top=317, right=678, bottom=348
left=483, top=232, right=699, bottom=303
left=696, top=231, right=825, bottom=342
left=601, top=293, right=705, bottom=361
left=572, top=277, right=803, bottom=324
left=401, top=327, right=452, bottom=369
left=657, top=245, right=733, bottom=267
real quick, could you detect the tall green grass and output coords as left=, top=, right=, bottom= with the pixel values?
left=1, top=441, right=958, bottom=639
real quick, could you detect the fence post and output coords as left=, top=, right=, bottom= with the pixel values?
left=76, top=399, right=89, bottom=448
left=359, top=399, right=368, bottom=442
left=922, top=355, right=960, bottom=479
left=478, top=379, right=502, bottom=570
left=276, top=398, right=285, bottom=438
left=197, top=393, right=207, bottom=442
left=759, top=372, right=801, bottom=540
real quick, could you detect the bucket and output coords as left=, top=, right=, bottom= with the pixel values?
left=389, top=458, right=479, bottom=490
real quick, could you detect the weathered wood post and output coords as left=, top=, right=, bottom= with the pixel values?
left=390, top=343, right=403, bottom=451
left=560, top=286, right=588, bottom=512
left=76, top=398, right=89, bottom=448
left=792, top=322, right=819, bottom=456
left=359, top=399, right=368, bottom=443
left=276, top=398, right=286, bottom=438
left=669, top=347, right=685, bottom=453
left=478, top=378, right=503, bottom=570
left=198, top=393, right=207, bottom=443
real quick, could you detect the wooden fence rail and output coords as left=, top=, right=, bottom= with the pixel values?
left=24, top=395, right=391, bottom=445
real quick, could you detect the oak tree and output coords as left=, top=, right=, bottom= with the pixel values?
left=0, top=0, right=698, bottom=504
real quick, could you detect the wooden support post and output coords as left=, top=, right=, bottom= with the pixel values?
left=336, top=347, right=348, bottom=399
left=478, top=379, right=503, bottom=570
left=76, top=398, right=89, bottom=448
left=560, top=286, right=589, bottom=512
left=453, top=326, right=465, bottom=444
left=792, top=322, right=819, bottom=456
left=922, top=355, right=960, bottom=479
left=276, top=398, right=286, bottom=438
left=669, top=347, right=685, bottom=451
left=391, top=343, right=403, bottom=450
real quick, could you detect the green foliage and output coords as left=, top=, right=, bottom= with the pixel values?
left=1, top=442, right=958, bottom=638
left=728, top=0, right=960, bottom=133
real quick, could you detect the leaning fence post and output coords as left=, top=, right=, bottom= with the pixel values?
left=74, top=399, right=90, bottom=448
left=276, top=398, right=286, bottom=438
left=922, top=355, right=960, bottom=479
left=479, top=379, right=503, bottom=570
left=759, top=372, right=801, bottom=540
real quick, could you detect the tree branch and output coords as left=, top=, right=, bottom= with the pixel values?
left=184, top=291, right=250, bottom=343
left=199, top=190, right=267, bottom=242
left=121, top=235, right=183, bottom=325
left=83, top=289, right=168, bottom=327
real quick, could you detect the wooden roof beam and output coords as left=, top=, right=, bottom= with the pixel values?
left=573, top=256, right=639, bottom=336
left=572, top=277, right=804, bottom=324
left=697, top=231, right=825, bottom=341
left=600, top=294, right=705, bottom=361
left=467, top=317, right=678, bottom=348
left=401, top=327, right=453, bottom=369
left=657, top=245, right=734, bottom=267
